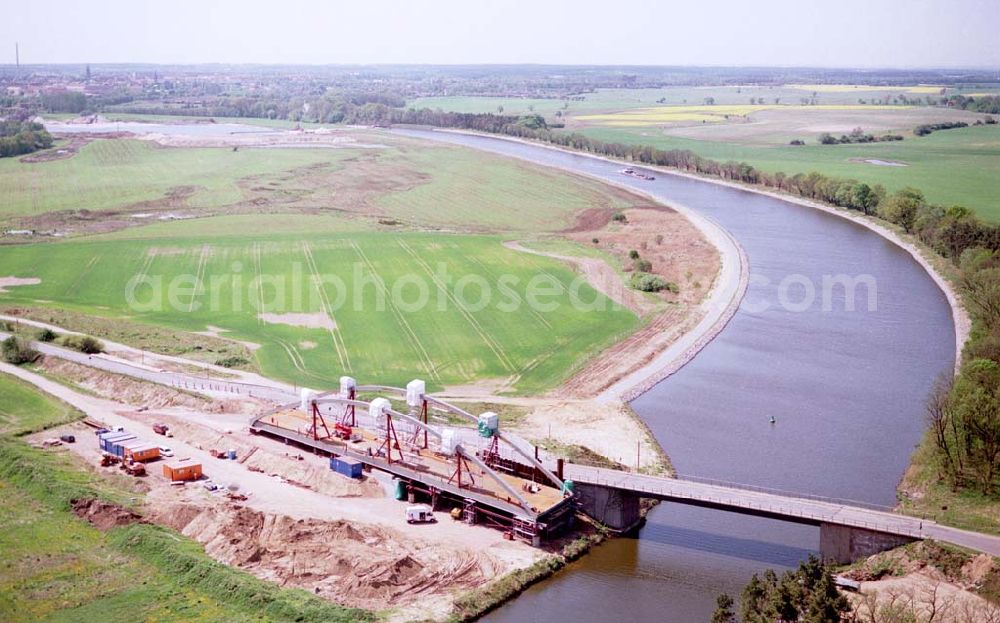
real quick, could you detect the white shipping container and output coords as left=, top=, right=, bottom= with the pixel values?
left=406, top=379, right=425, bottom=407
left=339, top=376, right=356, bottom=397
left=300, top=388, right=317, bottom=412
left=369, top=397, right=391, bottom=428
left=440, top=428, right=458, bottom=455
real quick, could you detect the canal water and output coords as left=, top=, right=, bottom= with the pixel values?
left=395, top=129, right=955, bottom=622
left=48, top=120, right=954, bottom=621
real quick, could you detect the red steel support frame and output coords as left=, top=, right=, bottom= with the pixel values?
left=339, top=388, right=357, bottom=427
left=448, top=452, right=476, bottom=489
left=482, top=435, right=500, bottom=466
left=377, top=413, right=405, bottom=463
left=421, top=399, right=428, bottom=449
left=309, top=402, right=332, bottom=441
left=405, top=399, right=429, bottom=450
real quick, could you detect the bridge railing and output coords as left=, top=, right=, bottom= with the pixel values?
left=671, top=473, right=896, bottom=513
left=573, top=472, right=924, bottom=538
left=569, top=466, right=896, bottom=513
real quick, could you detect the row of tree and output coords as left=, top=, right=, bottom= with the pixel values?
left=819, top=128, right=903, bottom=144
left=390, top=107, right=1000, bottom=261
left=914, top=121, right=969, bottom=136
left=942, top=94, right=1000, bottom=114
left=926, top=244, right=1000, bottom=493
left=398, top=107, right=1000, bottom=500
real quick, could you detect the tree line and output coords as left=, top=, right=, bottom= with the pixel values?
left=0, top=118, right=53, bottom=158
left=818, top=128, right=903, bottom=144
left=392, top=106, right=1000, bottom=503
left=384, top=106, right=1000, bottom=256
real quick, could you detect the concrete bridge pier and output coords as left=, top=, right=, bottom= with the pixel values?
left=574, top=483, right=642, bottom=532
left=819, top=522, right=917, bottom=564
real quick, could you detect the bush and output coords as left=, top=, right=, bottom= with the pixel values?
left=634, top=259, right=653, bottom=272
left=628, top=249, right=640, bottom=260
left=59, top=334, right=104, bottom=354
left=611, top=212, right=627, bottom=223
left=630, top=272, right=678, bottom=293
left=1, top=336, right=39, bottom=364
left=591, top=237, right=599, bottom=244
left=214, top=355, right=250, bottom=369
left=36, top=328, right=57, bottom=342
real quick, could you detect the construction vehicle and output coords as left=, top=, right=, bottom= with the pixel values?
left=120, top=461, right=146, bottom=476
left=100, top=452, right=121, bottom=467
left=152, top=423, right=169, bottom=435
left=334, top=422, right=353, bottom=440
left=405, top=504, right=436, bottom=524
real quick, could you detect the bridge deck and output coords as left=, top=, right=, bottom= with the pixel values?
left=253, top=411, right=566, bottom=520
left=566, top=465, right=1000, bottom=557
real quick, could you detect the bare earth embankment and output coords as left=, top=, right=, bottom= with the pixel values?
left=6, top=360, right=541, bottom=622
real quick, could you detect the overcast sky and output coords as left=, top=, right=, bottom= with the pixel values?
left=4, top=0, right=998, bottom=68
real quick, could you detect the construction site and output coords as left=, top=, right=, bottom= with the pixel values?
left=252, top=377, right=576, bottom=546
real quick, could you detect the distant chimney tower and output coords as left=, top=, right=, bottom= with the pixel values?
left=15, top=42, right=19, bottom=68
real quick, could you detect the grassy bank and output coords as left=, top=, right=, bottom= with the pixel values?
left=0, top=371, right=84, bottom=435
left=448, top=532, right=606, bottom=622
left=0, top=432, right=374, bottom=622
left=899, top=432, right=1000, bottom=536
left=580, top=123, right=1000, bottom=219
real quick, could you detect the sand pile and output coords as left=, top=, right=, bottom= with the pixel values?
left=154, top=503, right=499, bottom=611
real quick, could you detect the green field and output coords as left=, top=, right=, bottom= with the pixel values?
left=409, top=86, right=1000, bottom=219
left=409, top=85, right=1000, bottom=116
left=0, top=373, right=83, bottom=436
left=0, top=136, right=636, bottom=232
left=581, top=124, right=1000, bottom=218
left=0, top=139, right=341, bottom=219
left=0, top=228, right=638, bottom=394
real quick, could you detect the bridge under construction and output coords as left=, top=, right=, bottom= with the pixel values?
left=250, top=376, right=575, bottom=545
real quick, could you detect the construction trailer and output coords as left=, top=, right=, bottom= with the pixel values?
left=250, top=378, right=576, bottom=546
left=122, top=441, right=161, bottom=463
left=163, top=461, right=203, bottom=482
left=99, top=431, right=136, bottom=456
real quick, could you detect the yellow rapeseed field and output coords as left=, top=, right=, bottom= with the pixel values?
left=788, top=84, right=945, bottom=94
left=577, top=104, right=912, bottom=126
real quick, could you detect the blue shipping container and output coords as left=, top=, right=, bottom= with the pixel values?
left=99, top=433, right=134, bottom=453
left=107, top=435, right=136, bottom=457
left=329, top=456, right=363, bottom=479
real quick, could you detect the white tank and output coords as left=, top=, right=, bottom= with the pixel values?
left=368, top=397, right=391, bottom=428
left=299, top=388, right=317, bottom=412
left=339, top=376, right=357, bottom=397
left=440, top=428, right=458, bottom=456
left=478, top=411, right=499, bottom=435
left=406, top=379, right=425, bottom=407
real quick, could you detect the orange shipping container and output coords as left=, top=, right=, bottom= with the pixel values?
left=123, top=442, right=161, bottom=463
left=163, top=461, right=203, bottom=482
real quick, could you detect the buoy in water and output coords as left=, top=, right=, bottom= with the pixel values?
left=768, top=416, right=776, bottom=425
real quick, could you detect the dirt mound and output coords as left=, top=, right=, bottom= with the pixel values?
left=72, top=498, right=144, bottom=530
left=39, top=357, right=210, bottom=410
left=153, top=503, right=497, bottom=612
